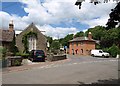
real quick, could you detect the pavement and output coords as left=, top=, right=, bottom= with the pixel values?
left=2, top=55, right=119, bottom=84
left=2, top=56, right=70, bottom=74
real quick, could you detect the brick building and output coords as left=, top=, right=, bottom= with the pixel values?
left=16, top=23, right=47, bottom=53
left=69, top=32, right=96, bottom=55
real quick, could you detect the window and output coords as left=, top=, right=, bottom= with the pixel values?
left=99, top=51, right=103, bottom=53
left=28, top=36, right=36, bottom=51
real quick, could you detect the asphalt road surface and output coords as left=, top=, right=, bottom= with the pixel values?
left=2, top=55, right=119, bottom=84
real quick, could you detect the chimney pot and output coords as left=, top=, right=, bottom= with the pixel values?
left=9, top=20, right=14, bottom=32
left=88, top=32, right=92, bottom=40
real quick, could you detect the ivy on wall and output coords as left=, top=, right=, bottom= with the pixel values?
left=22, top=31, right=37, bottom=53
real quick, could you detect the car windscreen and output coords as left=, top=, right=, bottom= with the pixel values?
left=35, top=50, right=45, bottom=56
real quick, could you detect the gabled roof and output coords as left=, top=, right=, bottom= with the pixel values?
left=16, top=23, right=47, bottom=41
left=18, top=23, right=41, bottom=35
left=0, top=29, right=15, bottom=42
left=69, top=37, right=96, bottom=42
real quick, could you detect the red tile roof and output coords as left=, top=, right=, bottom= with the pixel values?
left=69, top=37, right=96, bottom=42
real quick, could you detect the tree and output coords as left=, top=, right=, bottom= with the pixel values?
left=85, top=26, right=120, bottom=49
left=108, top=44, right=120, bottom=57
left=100, top=27, right=120, bottom=48
left=50, top=40, right=60, bottom=50
left=85, top=26, right=106, bottom=40
left=10, top=31, right=18, bottom=55
left=60, top=34, right=74, bottom=47
left=74, top=31, right=84, bottom=38
left=75, top=0, right=119, bottom=9
left=106, top=2, right=120, bottom=29
left=46, top=36, right=53, bottom=47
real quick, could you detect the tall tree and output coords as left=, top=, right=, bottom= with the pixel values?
left=106, top=2, right=120, bottom=29
left=100, top=27, right=120, bottom=48
left=85, top=26, right=106, bottom=40
left=60, top=34, right=74, bottom=47
left=50, top=39, right=60, bottom=50
left=46, top=36, right=53, bottom=45
left=74, top=31, right=84, bottom=38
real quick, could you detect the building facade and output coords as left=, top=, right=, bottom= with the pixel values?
left=16, top=23, right=47, bottom=53
left=69, top=32, right=96, bottom=55
left=0, top=21, right=15, bottom=53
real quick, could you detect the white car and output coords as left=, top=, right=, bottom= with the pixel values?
left=91, top=49, right=110, bottom=57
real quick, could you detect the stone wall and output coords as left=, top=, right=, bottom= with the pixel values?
left=16, top=23, right=47, bottom=53
left=47, top=54, right=67, bottom=62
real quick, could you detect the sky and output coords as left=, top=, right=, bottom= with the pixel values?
left=0, top=0, right=117, bottom=39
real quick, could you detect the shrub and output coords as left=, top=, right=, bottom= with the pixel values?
left=14, top=59, right=22, bottom=66
left=108, top=44, right=120, bottom=57
left=0, top=46, right=7, bottom=59
left=15, top=52, right=22, bottom=56
left=15, top=52, right=29, bottom=59
left=21, top=53, right=29, bottom=59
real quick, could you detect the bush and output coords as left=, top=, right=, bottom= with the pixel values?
left=15, top=52, right=22, bottom=56
left=21, top=53, right=29, bottom=59
left=14, top=59, right=22, bottom=66
left=102, top=48, right=109, bottom=52
left=108, top=44, right=120, bottom=57
left=15, top=52, right=29, bottom=59
left=0, top=46, right=7, bottom=59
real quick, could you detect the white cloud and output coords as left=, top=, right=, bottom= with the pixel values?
left=0, top=11, right=11, bottom=29
left=37, top=24, right=78, bottom=39
left=1, top=0, right=117, bottom=38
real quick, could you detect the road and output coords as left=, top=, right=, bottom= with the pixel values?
left=2, top=55, right=119, bottom=84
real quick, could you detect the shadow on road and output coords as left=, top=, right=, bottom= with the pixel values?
left=78, top=78, right=120, bottom=85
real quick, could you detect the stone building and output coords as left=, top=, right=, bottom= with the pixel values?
left=69, top=32, right=96, bottom=55
left=16, top=23, right=47, bottom=53
left=0, top=21, right=15, bottom=53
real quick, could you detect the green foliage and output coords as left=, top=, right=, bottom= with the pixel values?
left=51, top=40, right=60, bottom=50
left=106, top=2, right=120, bottom=29
left=85, top=26, right=106, bottom=40
left=21, top=53, right=29, bottom=59
left=14, top=59, right=22, bottom=66
left=15, top=52, right=22, bottom=56
left=96, top=44, right=101, bottom=49
left=60, top=34, right=74, bottom=47
left=0, top=46, right=7, bottom=59
left=46, top=36, right=53, bottom=48
left=86, top=26, right=120, bottom=49
left=100, top=28, right=120, bottom=48
left=22, top=31, right=37, bottom=53
left=15, top=52, right=29, bottom=59
left=46, top=36, right=53, bottom=44
left=10, top=32, right=17, bottom=55
left=74, top=31, right=84, bottom=38
left=108, top=44, right=120, bottom=57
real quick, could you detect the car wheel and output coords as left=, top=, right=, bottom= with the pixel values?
left=102, top=55, right=105, bottom=58
left=42, top=58, right=45, bottom=62
left=91, top=54, right=94, bottom=57
left=31, top=58, right=34, bottom=62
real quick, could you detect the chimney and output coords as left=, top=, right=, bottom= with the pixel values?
left=88, top=32, right=92, bottom=40
left=9, top=20, right=14, bottom=32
